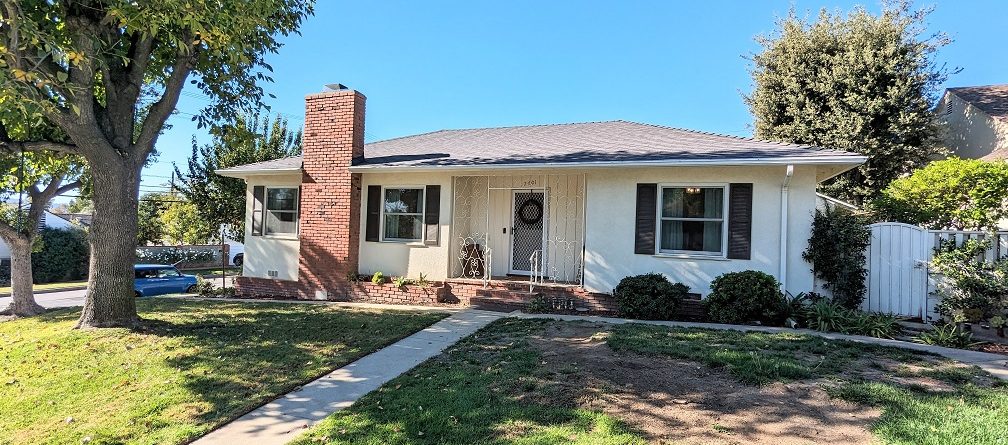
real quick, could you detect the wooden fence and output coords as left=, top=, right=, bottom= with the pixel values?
left=863, top=222, right=1008, bottom=320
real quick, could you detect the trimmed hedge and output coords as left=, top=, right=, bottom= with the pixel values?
left=704, top=270, right=787, bottom=325
left=614, top=273, right=689, bottom=320
left=32, top=227, right=90, bottom=284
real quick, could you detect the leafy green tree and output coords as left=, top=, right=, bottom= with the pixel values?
left=175, top=114, right=301, bottom=243
left=746, top=1, right=950, bottom=205
left=159, top=198, right=215, bottom=245
left=136, top=192, right=169, bottom=245
left=0, top=1, right=313, bottom=328
left=873, top=158, right=1008, bottom=230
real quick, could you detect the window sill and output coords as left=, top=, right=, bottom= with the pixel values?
left=260, top=234, right=299, bottom=241
left=652, top=253, right=729, bottom=261
left=376, top=239, right=427, bottom=247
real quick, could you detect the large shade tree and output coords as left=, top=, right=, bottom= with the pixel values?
left=175, top=113, right=301, bottom=243
left=745, top=1, right=950, bottom=205
left=0, top=0, right=313, bottom=327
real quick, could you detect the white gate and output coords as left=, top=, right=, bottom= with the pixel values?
left=863, top=222, right=931, bottom=318
left=863, top=223, right=1008, bottom=320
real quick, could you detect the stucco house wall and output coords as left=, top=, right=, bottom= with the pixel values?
left=357, top=170, right=454, bottom=280
left=240, top=173, right=302, bottom=281
left=939, top=91, right=1008, bottom=160
left=242, top=164, right=817, bottom=297
left=582, top=164, right=816, bottom=296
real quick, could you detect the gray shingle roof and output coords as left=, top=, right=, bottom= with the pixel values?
left=949, top=84, right=1008, bottom=122
left=215, top=155, right=303, bottom=175
left=356, top=120, right=861, bottom=168
left=218, top=120, right=864, bottom=174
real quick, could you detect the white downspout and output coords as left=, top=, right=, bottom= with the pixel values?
left=779, top=164, right=794, bottom=292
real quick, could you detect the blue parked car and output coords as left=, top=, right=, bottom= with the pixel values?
left=134, top=264, right=198, bottom=297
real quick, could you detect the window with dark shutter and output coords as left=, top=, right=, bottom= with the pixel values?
left=424, top=185, right=440, bottom=245
left=634, top=183, right=658, bottom=254
left=727, top=183, right=753, bottom=260
left=251, top=186, right=265, bottom=236
left=365, top=185, right=381, bottom=242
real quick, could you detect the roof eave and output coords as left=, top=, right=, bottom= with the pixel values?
left=215, top=167, right=303, bottom=178
left=347, top=155, right=867, bottom=173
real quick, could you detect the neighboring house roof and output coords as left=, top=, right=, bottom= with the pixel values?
left=947, top=84, right=1008, bottom=123
left=217, top=120, right=865, bottom=175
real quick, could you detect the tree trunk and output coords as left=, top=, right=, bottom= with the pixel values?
left=0, top=238, right=45, bottom=317
left=76, top=159, right=142, bottom=329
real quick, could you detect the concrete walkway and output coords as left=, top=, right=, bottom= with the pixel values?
left=193, top=309, right=503, bottom=445
left=512, top=312, right=1008, bottom=381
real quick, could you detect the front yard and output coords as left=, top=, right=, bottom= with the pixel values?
left=0, top=298, right=446, bottom=445
left=295, top=318, right=1008, bottom=445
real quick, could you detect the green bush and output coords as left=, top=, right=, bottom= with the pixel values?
left=613, top=273, right=689, bottom=320
left=799, top=300, right=902, bottom=338
left=802, top=207, right=871, bottom=309
left=915, top=323, right=979, bottom=349
left=930, top=239, right=1008, bottom=322
left=704, top=270, right=786, bottom=325
left=873, top=157, right=1008, bottom=231
left=32, top=227, right=90, bottom=284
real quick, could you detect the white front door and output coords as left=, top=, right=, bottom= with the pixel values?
left=510, top=190, right=546, bottom=275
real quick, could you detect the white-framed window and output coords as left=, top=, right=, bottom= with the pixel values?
left=265, top=187, right=299, bottom=235
left=382, top=187, right=424, bottom=241
left=658, top=185, right=727, bottom=256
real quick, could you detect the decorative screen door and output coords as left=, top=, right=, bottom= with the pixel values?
left=510, top=190, right=545, bottom=275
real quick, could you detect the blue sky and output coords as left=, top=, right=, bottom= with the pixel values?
left=136, top=0, right=1007, bottom=195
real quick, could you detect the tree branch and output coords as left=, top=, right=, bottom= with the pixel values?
left=0, top=139, right=79, bottom=155
left=54, top=179, right=82, bottom=196
left=135, top=51, right=193, bottom=158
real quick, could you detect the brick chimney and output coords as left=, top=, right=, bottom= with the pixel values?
left=297, top=86, right=366, bottom=299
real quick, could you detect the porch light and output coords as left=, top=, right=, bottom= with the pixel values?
left=686, top=187, right=701, bottom=194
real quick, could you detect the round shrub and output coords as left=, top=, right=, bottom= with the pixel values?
left=705, top=270, right=787, bottom=325
left=614, top=273, right=689, bottom=320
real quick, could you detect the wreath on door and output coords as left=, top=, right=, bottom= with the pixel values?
left=517, top=197, right=544, bottom=225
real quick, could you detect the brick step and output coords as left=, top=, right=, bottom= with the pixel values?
left=471, top=289, right=541, bottom=312
left=678, top=299, right=704, bottom=321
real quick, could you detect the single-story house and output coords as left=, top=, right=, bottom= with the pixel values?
left=218, top=85, right=865, bottom=312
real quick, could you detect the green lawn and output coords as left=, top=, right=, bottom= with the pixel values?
left=294, top=319, right=1008, bottom=445
left=0, top=298, right=446, bottom=445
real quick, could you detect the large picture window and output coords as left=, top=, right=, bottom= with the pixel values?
left=383, top=187, right=424, bottom=241
left=659, top=186, right=726, bottom=255
left=265, top=187, right=299, bottom=235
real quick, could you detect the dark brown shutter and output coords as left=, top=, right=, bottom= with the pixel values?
left=424, top=185, right=440, bottom=245
left=727, top=183, right=753, bottom=260
left=251, top=186, right=265, bottom=236
left=365, top=185, right=381, bottom=242
left=634, top=183, right=657, bottom=254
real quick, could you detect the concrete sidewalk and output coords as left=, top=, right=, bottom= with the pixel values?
left=512, top=312, right=1008, bottom=381
left=193, top=309, right=503, bottom=445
